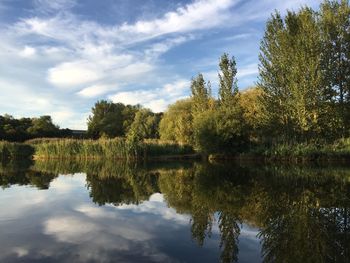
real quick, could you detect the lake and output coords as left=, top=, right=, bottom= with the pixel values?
left=0, top=159, right=349, bottom=263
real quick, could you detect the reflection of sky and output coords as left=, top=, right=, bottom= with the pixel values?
left=0, top=173, right=262, bottom=262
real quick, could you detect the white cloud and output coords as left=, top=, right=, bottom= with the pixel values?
left=237, top=63, right=259, bottom=79
left=110, top=62, right=154, bottom=82
left=109, top=79, right=189, bottom=112
left=19, top=46, right=36, bottom=58
left=77, top=84, right=117, bottom=98
left=48, top=60, right=103, bottom=87
left=119, top=0, right=236, bottom=38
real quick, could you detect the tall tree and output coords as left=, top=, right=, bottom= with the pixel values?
left=218, top=53, right=239, bottom=106
left=258, top=8, right=327, bottom=142
left=87, top=100, right=126, bottom=138
left=126, top=109, right=160, bottom=141
left=320, top=0, right=350, bottom=137
left=159, top=99, right=193, bottom=144
left=190, top=73, right=211, bottom=115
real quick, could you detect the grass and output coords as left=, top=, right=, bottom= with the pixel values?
left=242, top=138, right=350, bottom=162
left=31, top=138, right=142, bottom=160
left=0, top=141, right=34, bottom=160
left=29, top=138, right=194, bottom=160
left=3, top=137, right=350, bottom=162
left=143, top=139, right=195, bottom=157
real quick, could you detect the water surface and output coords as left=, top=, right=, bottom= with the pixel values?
left=0, top=160, right=349, bottom=262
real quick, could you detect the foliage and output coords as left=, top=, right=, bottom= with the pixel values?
left=183, top=54, right=248, bottom=153
left=87, top=100, right=137, bottom=138
left=258, top=2, right=350, bottom=142
left=159, top=99, right=193, bottom=144
left=0, top=141, right=34, bottom=160
left=218, top=53, right=239, bottom=106
left=126, top=109, right=161, bottom=141
left=0, top=114, right=68, bottom=142
left=31, top=138, right=194, bottom=160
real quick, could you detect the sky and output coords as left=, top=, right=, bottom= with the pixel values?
left=0, top=0, right=321, bottom=129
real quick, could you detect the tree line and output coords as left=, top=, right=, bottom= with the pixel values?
left=160, top=0, right=350, bottom=153
left=2, top=1, right=349, bottom=155
left=0, top=114, right=71, bottom=142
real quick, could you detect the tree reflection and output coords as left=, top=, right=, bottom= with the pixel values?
left=2, top=159, right=349, bottom=263
left=0, top=159, right=57, bottom=189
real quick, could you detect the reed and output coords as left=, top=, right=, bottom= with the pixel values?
left=31, top=138, right=142, bottom=160
left=143, top=139, right=194, bottom=157
left=0, top=141, right=34, bottom=160
left=31, top=138, right=194, bottom=160
left=249, top=138, right=350, bottom=162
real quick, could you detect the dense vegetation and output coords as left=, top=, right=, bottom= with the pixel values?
left=87, top=100, right=162, bottom=140
left=0, top=115, right=72, bottom=142
left=0, top=141, right=33, bottom=160
left=160, top=0, right=350, bottom=155
left=31, top=138, right=194, bottom=160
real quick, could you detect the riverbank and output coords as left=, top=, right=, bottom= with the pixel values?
left=1, top=138, right=195, bottom=161
left=1, top=138, right=350, bottom=163
left=210, top=138, right=350, bottom=164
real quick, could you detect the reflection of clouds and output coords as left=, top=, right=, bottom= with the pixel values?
left=50, top=173, right=86, bottom=192
left=0, top=173, right=87, bottom=219
left=0, top=173, right=262, bottom=262
left=240, top=224, right=260, bottom=240
left=75, top=204, right=116, bottom=219
left=115, top=193, right=190, bottom=224
left=12, top=247, right=29, bottom=257
left=0, top=186, right=47, bottom=219
left=43, top=216, right=99, bottom=243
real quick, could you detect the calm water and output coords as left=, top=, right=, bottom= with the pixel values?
left=0, top=160, right=349, bottom=263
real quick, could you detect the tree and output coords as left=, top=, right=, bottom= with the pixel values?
left=238, top=87, right=266, bottom=142
left=218, top=53, right=239, bottom=106
left=258, top=8, right=328, bottom=142
left=320, top=0, right=350, bottom=137
left=190, top=73, right=211, bottom=115
left=213, top=54, right=247, bottom=153
left=159, top=99, right=194, bottom=144
left=126, top=109, right=160, bottom=141
left=87, top=100, right=126, bottom=138
left=27, top=116, right=59, bottom=138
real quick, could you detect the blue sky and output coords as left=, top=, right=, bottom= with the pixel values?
left=0, top=0, right=321, bottom=129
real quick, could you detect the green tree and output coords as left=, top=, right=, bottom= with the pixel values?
left=27, top=116, right=59, bottom=138
left=320, top=0, right=350, bottom=137
left=190, top=73, right=211, bottom=115
left=258, top=8, right=328, bottom=142
left=126, top=108, right=160, bottom=141
left=218, top=53, right=239, bottom=106
left=238, top=87, right=266, bottom=142
left=159, top=99, right=193, bottom=144
left=87, top=100, right=126, bottom=138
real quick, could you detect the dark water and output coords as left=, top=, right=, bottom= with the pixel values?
left=0, top=160, right=349, bottom=263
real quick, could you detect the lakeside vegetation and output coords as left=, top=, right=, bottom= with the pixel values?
left=30, top=138, right=194, bottom=160
left=0, top=0, right=349, bottom=160
left=0, top=141, right=33, bottom=160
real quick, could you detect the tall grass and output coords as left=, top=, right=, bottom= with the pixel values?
left=31, top=138, right=142, bottom=160
left=0, top=141, right=34, bottom=160
left=30, top=138, right=194, bottom=160
left=248, top=138, right=350, bottom=162
left=143, top=139, right=194, bottom=157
